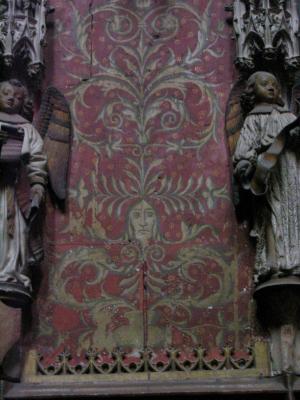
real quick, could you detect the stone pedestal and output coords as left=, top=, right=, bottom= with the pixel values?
left=254, top=277, right=300, bottom=375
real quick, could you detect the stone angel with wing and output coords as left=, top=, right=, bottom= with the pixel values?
left=227, top=71, right=300, bottom=284
left=0, top=79, right=71, bottom=307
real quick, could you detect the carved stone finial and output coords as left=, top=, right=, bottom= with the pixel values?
left=228, top=0, right=300, bottom=71
left=0, top=0, right=49, bottom=81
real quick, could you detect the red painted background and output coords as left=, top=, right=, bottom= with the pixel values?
left=25, top=0, right=255, bottom=358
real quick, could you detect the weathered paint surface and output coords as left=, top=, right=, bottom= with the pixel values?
left=26, top=0, right=254, bottom=357
left=0, top=303, right=21, bottom=363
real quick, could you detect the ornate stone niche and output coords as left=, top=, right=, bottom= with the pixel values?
left=228, top=0, right=300, bottom=71
left=0, top=0, right=73, bottom=386
left=227, top=0, right=300, bottom=392
left=0, top=0, right=52, bottom=82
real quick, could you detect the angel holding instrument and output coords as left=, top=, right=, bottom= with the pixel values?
left=232, top=71, right=300, bottom=284
left=0, top=79, right=71, bottom=307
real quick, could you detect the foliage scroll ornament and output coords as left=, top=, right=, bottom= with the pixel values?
left=33, top=0, right=247, bottom=355
left=63, top=0, right=229, bottom=248
left=66, top=0, right=222, bottom=149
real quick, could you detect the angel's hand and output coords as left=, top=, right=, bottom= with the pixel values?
left=30, top=184, right=45, bottom=207
left=234, top=160, right=255, bottom=190
left=235, top=160, right=254, bottom=180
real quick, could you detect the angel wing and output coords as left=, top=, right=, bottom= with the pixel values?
left=225, top=79, right=246, bottom=155
left=36, top=87, right=72, bottom=202
left=225, top=79, right=253, bottom=222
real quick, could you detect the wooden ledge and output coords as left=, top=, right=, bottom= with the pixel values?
left=4, top=375, right=297, bottom=399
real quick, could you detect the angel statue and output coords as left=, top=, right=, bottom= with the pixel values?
left=0, top=79, right=71, bottom=307
left=232, top=71, right=300, bottom=284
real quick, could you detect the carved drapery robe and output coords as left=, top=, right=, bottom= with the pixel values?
left=234, top=105, right=300, bottom=282
left=0, top=121, right=47, bottom=292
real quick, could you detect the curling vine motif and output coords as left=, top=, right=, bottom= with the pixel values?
left=38, top=0, right=247, bottom=353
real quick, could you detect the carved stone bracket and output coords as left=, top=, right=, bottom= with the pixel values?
left=227, top=0, right=300, bottom=71
left=0, top=0, right=52, bottom=81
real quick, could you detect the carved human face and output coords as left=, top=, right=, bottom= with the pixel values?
left=0, top=82, right=24, bottom=114
left=254, top=73, right=280, bottom=104
left=129, top=200, right=156, bottom=243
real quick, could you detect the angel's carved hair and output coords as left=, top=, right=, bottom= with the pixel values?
left=241, top=71, right=284, bottom=113
left=0, top=79, right=33, bottom=120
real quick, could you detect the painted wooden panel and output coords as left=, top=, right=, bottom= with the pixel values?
left=25, top=0, right=254, bottom=358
